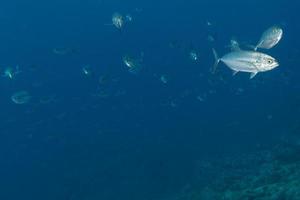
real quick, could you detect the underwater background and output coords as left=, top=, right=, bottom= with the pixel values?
left=0, top=0, right=300, bottom=199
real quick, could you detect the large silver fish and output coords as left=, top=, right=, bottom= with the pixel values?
left=212, top=49, right=279, bottom=79
left=254, top=26, right=283, bottom=51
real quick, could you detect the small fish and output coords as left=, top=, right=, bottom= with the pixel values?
left=212, top=49, right=279, bottom=79
left=254, top=25, right=283, bottom=51
left=82, top=65, right=92, bottom=76
left=228, top=38, right=240, bottom=51
left=189, top=50, right=198, bottom=61
left=2, top=66, right=21, bottom=79
left=11, top=90, right=31, bottom=104
left=125, top=14, right=133, bottom=22
left=160, top=75, right=169, bottom=84
left=123, top=54, right=143, bottom=74
left=112, top=13, right=124, bottom=29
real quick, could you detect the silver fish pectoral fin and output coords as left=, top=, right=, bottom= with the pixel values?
left=232, top=70, right=239, bottom=76
left=250, top=71, right=258, bottom=79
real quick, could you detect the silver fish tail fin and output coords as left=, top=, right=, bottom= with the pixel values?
left=211, top=48, right=220, bottom=74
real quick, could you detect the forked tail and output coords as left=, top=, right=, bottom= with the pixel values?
left=211, top=48, right=220, bottom=74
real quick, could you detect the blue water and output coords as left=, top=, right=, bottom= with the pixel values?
left=0, top=0, right=299, bottom=199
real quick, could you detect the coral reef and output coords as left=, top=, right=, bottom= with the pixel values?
left=168, top=141, right=300, bottom=200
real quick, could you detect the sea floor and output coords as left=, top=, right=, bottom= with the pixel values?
left=167, top=136, right=300, bottom=200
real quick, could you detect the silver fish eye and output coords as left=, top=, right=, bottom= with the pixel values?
left=267, top=59, right=273, bottom=64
